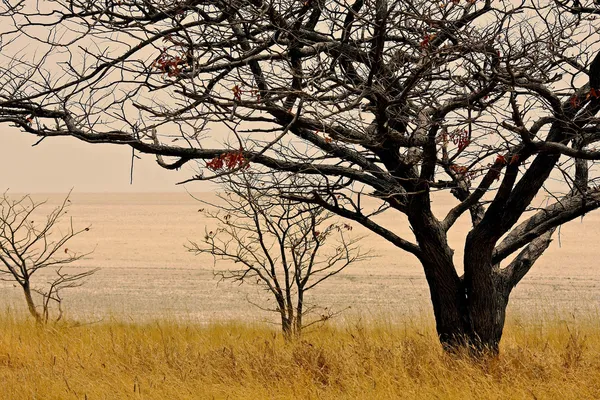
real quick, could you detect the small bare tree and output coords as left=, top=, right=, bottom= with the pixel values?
left=0, top=192, right=96, bottom=323
left=188, top=173, right=368, bottom=339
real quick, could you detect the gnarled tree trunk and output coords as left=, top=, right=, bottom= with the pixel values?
left=424, top=260, right=509, bottom=354
left=422, top=225, right=556, bottom=354
left=427, top=279, right=508, bottom=355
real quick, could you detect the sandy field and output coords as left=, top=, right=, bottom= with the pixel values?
left=0, top=191, right=598, bottom=323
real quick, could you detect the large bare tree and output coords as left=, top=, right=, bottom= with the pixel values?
left=1, top=0, right=600, bottom=352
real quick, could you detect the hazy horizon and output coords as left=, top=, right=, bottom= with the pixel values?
left=1, top=191, right=598, bottom=322
left=1, top=125, right=217, bottom=193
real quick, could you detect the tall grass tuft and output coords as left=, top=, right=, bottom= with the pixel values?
left=0, top=312, right=599, bottom=399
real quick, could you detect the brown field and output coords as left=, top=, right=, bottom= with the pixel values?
left=0, top=313, right=599, bottom=399
left=0, top=192, right=599, bottom=399
left=0, top=191, right=598, bottom=323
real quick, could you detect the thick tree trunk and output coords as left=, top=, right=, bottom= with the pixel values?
left=427, top=273, right=508, bottom=355
left=421, top=258, right=470, bottom=350
left=407, top=194, right=510, bottom=355
left=463, top=230, right=509, bottom=355
left=464, top=285, right=508, bottom=355
left=417, top=230, right=509, bottom=354
left=464, top=280, right=508, bottom=353
left=469, top=293, right=508, bottom=354
left=405, top=202, right=464, bottom=350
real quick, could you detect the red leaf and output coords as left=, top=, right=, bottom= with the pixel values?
left=232, top=85, right=242, bottom=101
left=570, top=95, right=579, bottom=108
left=420, top=34, right=436, bottom=49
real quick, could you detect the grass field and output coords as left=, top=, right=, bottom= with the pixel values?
left=1, top=312, right=599, bottom=399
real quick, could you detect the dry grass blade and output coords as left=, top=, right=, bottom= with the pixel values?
left=0, top=312, right=599, bottom=399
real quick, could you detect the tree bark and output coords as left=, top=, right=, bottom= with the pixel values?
left=463, top=233, right=501, bottom=354
left=418, top=228, right=509, bottom=355
left=295, top=291, right=303, bottom=337
left=22, top=282, right=42, bottom=324
left=421, top=258, right=470, bottom=350
left=281, top=312, right=293, bottom=340
left=464, top=275, right=508, bottom=355
left=425, top=263, right=508, bottom=355
left=407, top=202, right=471, bottom=351
left=411, top=228, right=471, bottom=350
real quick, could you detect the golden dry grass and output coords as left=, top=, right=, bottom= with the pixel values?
left=0, top=312, right=599, bottom=399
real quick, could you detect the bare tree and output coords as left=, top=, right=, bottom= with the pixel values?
left=2, top=0, right=600, bottom=352
left=188, top=172, right=367, bottom=339
left=0, top=192, right=95, bottom=323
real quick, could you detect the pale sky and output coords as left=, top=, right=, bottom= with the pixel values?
left=0, top=125, right=213, bottom=193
